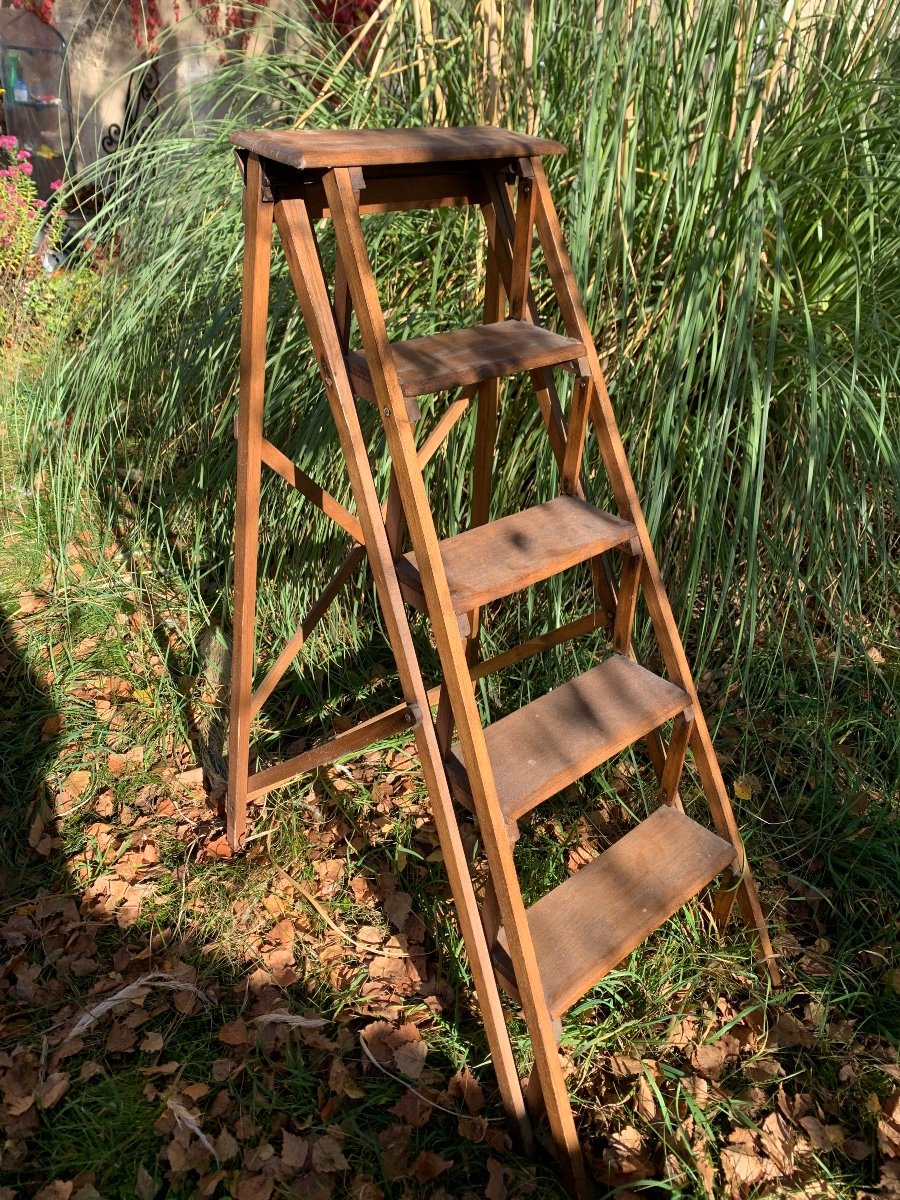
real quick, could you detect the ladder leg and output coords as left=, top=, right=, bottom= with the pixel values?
left=467, top=208, right=504, bottom=660
left=612, top=540, right=642, bottom=654
left=324, top=165, right=591, bottom=1199
left=659, top=708, right=693, bottom=811
left=434, top=681, right=455, bottom=759
left=227, top=154, right=273, bottom=851
left=531, top=158, right=780, bottom=988
left=272, top=191, right=534, bottom=1150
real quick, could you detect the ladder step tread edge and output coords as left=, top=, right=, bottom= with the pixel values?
left=398, top=495, right=635, bottom=616
left=346, top=319, right=585, bottom=400
left=495, top=806, right=737, bottom=1017
left=447, top=653, right=688, bottom=822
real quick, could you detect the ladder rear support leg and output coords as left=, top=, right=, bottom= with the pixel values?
left=660, top=708, right=693, bottom=810
left=227, top=154, right=273, bottom=851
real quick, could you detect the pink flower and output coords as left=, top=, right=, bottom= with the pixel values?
left=50, top=178, right=62, bottom=190
left=16, top=149, right=29, bottom=161
left=0, top=135, right=17, bottom=151
left=20, top=162, right=32, bottom=175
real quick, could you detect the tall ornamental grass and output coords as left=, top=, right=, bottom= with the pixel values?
left=17, top=0, right=900, bottom=703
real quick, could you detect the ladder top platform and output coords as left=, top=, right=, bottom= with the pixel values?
left=229, top=126, right=566, bottom=172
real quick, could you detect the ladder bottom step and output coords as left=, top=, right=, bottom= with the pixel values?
left=493, top=807, right=737, bottom=1018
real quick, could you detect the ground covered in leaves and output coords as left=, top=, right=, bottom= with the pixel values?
left=1, top=455, right=898, bottom=1200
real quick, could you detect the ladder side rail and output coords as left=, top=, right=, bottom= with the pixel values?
left=321, top=164, right=591, bottom=1198
left=271, top=190, right=534, bottom=1149
left=530, top=159, right=780, bottom=984
left=227, top=153, right=274, bottom=850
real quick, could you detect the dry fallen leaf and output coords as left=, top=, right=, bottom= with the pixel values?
left=485, top=1157, right=508, bottom=1200
left=233, top=1174, right=273, bottom=1200
left=17, top=591, right=50, bottom=615
left=607, top=1054, right=644, bottom=1077
left=767, top=1011, right=815, bottom=1049
left=384, top=891, right=412, bottom=930
left=604, top=1124, right=654, bottom=1177
left=449, top=1064, right=485, bottom=1114
left=393, top=1039, right=427, bottom=1080
left=106, top=1023, right=138, bottom=1053
left=311, top=1133, right=349, bottom=1172
left=742, top=1056, right=785, bottom=1083
left=281, top=1129, right=308, bottom=1171
left=666, top=1014, right=701, bottom=1048
left=134, top=1163, right=156, bottom=1200
left=408, top=1149, right=452, bottom=1182
left=217, top=1019, right=249, bottom=1047
left=878, top=1093, right=900, bottom=1158
left=689, top=1042, right=727, bottom=1080
left=36, top=1072, right=70, bottom=1109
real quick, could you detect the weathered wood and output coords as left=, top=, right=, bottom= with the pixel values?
left=225, top=129, right=780, bottom=1199
left=229, top=126, right=565, bottom=170
left=260, top=437, right=364, bottom=544
left=396, top=494, right=635, bottom=614
left=345, top=319, right=583, bottom=402
left=333, top=247, right=352, bottom=352
left=226, top=155, right=273, bottom=851
left=561, top=375, right=593, bottom=496
left=416, top=389, right=474, bottom=467
left=612, top=539, right=643, bottom=654
left=300, top=167, right=490, bottom=218
left=250, top=545, right=366, bottom=718
left=247, top=703, right=421, bottom=799
left=465, top=216, right=505, bottom=660
left=660, top=707, right=694, bottom=807
left=495, top=806, right=737, bottom=1017
left=508, top=165, right=537, bottom=321
left=447, top=654, right=689, bottom=823
left=469, top=609, right=609, bottom=682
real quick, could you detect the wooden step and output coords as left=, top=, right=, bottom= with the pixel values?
left=231, top=126, right=566, bottom=171
left=396, top=495, right=634, bottom=616
left=447, top=654, right=689, bottom=823
left=494, top=806, right=737, bottom=1017
left=345, top=319, right=584, bottom=401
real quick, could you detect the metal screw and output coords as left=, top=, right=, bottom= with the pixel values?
left=383, top=406, right=392, bottom=417
left=320, top=361, right=333, bottom=387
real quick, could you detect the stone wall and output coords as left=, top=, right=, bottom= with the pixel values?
left=33, top=0, right=300, bottom=172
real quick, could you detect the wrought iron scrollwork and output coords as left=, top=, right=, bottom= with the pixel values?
left=101, top=123, right=121, bottom=155
left=101, top=60, right=160, bottom=158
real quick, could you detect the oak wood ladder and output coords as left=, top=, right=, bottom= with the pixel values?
left=225, top=126, right=780, bottom=1198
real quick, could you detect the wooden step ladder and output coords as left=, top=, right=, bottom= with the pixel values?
left=225, top=126, right=780, bottom=1198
